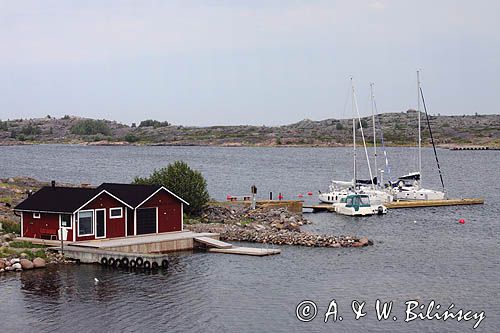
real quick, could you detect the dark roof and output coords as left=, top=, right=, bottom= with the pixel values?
left=97, top=183, right=162, bottom=207
left=14, top=183, right=188, bottom=213
left=14, top=186, right=97, bottom=213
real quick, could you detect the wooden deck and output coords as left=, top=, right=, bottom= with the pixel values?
left=18, top=231, right=282, bottom=257
left=73, top=231, right=215, bottom=249
left=304, top=198, right=484, bottom=213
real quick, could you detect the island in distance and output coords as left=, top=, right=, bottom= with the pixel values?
left=0, top=110, right=498, bottom=148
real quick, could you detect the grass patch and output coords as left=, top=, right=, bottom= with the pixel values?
left=239, top=218, right=253, bottom=226
left=1, top=220, right=20, bottom=234
left=0, top=197, right=13, bottom=204
left=9, top=241, right=46, bottom=249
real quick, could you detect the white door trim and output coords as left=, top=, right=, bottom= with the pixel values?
left=95, top=208, right=106, bottom=239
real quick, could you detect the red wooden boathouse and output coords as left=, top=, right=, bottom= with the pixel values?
left=14, top=182, right=188, bottom=241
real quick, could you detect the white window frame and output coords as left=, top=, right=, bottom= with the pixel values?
left=33, top=212, right=41, bottom=219
left=109, top=207, right=123, bottom=219
left=77, top=210, right=94, bottom=237
left=59, top=214, right=72, bottom=229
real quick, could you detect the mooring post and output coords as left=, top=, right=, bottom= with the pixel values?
left=251, top=185, right=257, bottom=209
left=269, top=192, right=273, bottom=200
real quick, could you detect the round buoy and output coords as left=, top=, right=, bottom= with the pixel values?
left=121, top=257, right=129, bottom=267
left=226, top=195, right=232, bottom=200
left=297, top=194, right=304, bottom=198
left=459, top=219, right=465, bottom=224
left=100, top=257, right=108, bottom=266
left=108, top=258, right=115, bottom=267
left=143, top=261, right=151, bottom=269
left=161, top=259, right=169, bottom=269
left=135, top=257, right=144, bottom=267
left=307, top=192, right=313, bottom=196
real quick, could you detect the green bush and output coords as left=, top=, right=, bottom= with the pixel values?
left=71, top=119, right=111, bottom=135
left=2, top=220, right=21, bottom=235
left=0, top=120, right=8, bottom=131
left=124, top=133, right=140, bottom=143
left=133, top=161, right=209, bottom=216
left=20, top=124, right=41, bottom=136
left=336, top=122, right=344, bottom=130
left=139, top=119, right=170, bottom=128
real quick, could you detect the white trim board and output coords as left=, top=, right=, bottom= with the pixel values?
left=135, top=187, right=189, bottom=208
left=73, top=189, right=133, bottom=214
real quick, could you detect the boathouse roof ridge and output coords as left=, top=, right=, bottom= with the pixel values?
left=97, top=183, right=190, bottom=206
left=14, top=186, right=98, bottom=214
left=14, top=182, right=189, bottom=213
left=97, top=183, right=162, bottom=207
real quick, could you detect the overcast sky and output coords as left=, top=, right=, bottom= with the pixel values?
left=0, top=0, right=499, bottom=126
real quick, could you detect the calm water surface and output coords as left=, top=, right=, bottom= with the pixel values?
left=0, top=145, right=499, bottom=332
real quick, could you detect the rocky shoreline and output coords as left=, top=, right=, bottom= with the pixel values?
left=188, top=205, right=372, bottom=248
left=0, top=232, right=73, bottom=274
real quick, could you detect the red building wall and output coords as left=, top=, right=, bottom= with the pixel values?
left=22, top=212, right=74, bottom=242
left=76, top=192, right=127, bottom=241
left=140, top=190, right=183, bottom=233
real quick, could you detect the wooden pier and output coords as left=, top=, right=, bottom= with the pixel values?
left=17, top=230, right=281, bottom=262
left=304, top=198, right=484, bottom=213
left=385, top=198, right=484, bottom=209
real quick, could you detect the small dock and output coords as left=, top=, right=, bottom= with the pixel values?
left=449, top=146, right=498, bottom=150
left=193, top=236, right=281, bottom=256
left=304, top=198, right=484, bottom=213
left=385, top=198, right=484, bottom=209
left=303, top=204, right=336, bottom=213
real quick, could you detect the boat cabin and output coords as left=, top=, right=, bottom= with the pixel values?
left=345, top=194, right=371, bottom=211
left=14, top=182, right=189, bottom=241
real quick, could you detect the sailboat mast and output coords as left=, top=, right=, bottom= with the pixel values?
left=370, top=83, right=378, bottom=187
left=417, top=70, right=422, bottom=186
left=352, top=82, right=375, bottom=190
left=351, top=78, right=357, bottom=188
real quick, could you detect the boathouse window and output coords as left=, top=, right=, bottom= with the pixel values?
left=78, top=211, right=93, bottom=236
left=110, top=207, right=123, bottom=219
left=60, top=214, right=71, bottom=228
left=33, top=212, right=41, bottom=219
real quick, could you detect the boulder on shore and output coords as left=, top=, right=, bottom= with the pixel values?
left=33, top=257, right=46, bottom=268
left=0, top=259, right=5, bottom=269
left=20, top=259, right=34, bottom=270
left=12, top=262, right=22, bottom=271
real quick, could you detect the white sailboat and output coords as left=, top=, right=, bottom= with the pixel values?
left=356, top=83, right=393, bottom=205
left=321, top=79, right=388, bottom=215
left=390, top=71, right=446, bottom=201
left=319, top=82, right=393, bottom=205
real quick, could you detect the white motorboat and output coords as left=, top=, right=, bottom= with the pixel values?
left=334, top=194, right=387, bottom=216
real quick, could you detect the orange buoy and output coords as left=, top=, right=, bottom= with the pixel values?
left=297, top=194, right=304, bottom=198
left=459, top=219, right=465, bottom=224
left=226, top=195, right=232, bottom=200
